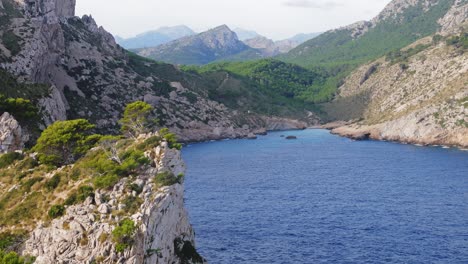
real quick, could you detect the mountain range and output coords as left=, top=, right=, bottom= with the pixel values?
left=0, top=0, right=467, bottom=262
left=116, top=25, right=195, bottom=49
left=134, top=26, right=321, bottom=65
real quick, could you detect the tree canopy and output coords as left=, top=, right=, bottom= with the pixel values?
left=120, top=101, right=156, bottom=138
left=32, top=119, right=100, bottom=166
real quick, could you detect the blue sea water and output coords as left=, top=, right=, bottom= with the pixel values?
left=182, top=129, right=468, bottom=264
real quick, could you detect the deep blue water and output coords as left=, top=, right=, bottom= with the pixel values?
left=182, top=129, right=468, bottom=264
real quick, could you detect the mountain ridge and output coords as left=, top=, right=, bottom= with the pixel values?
left=135, top=25, right=255, bottom=65
left=116, top=25, right=195, bottom=49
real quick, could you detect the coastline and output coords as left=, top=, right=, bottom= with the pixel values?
left=321, top=122, right=468, bottom=150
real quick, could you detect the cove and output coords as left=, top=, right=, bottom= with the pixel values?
left=182, top=129, right=468, bottom=263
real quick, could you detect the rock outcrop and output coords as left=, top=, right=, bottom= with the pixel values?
left=0, top=0, right=313, bottom=145
left=19, top=0, right=76, bottom=18
left=439, top=0, right=468, bottom=34
left=23, top=136, right=205, bottom=264
left=0, top=112, right=29, bottom=153
left=38, top=85, right=68, bottom=126
left=328, top=29, right=468, bottom=147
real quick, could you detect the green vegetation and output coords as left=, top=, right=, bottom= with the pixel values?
left=159, top=128, right=182, bottom=150
left=32, top=119, right=100, bottom=166
left=281, top=0, right=454, bottom=69
left=183, top=59, right=336, bottom=103
left=44, top=174, right=61, bottom=191
left=0, top=231, right=34, bottom=264
left=0, top=250, right=35, bottom=264
left=80, top=146, right=149, bottom=189
left=0, top=70, right=49, bottom=100
left=120, top=101, right=156, bottom=138
left=446, top=32, right=468, bottom=50
left=0, top=95, right=38, bottom=122
left=127, top=52, right=319, bottom=118
left=153, top=171, right=183, bottom=188
left=48, top=205, right=65, bottom=219
left=0, top=152, right=23, bottom=169
left=277, top=0, right=455, bottom=104
left=121, top=195, right=143, bottom=214
left=64, top=185, right=94, bottom=206
left=385, top=44, right=431, bottom=65
left=112, top=219, right=136, bottom=253
left=2, top=30, right=22, bottom=57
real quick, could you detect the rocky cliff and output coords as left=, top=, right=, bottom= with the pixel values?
left=0, top=112, right=28, bottom=153
left=0, top=132, right=205, bottom=264
left=0, top=0, right=311, bottom=147
left=326, top=13, right=468, bottom=147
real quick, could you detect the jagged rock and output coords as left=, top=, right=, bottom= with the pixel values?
left=23, top=135, right=206, bottom=264
left=0, top=112, right=29, bottom=153
left=97, top=204, right=109, bottom=214
left=438, top=0, right=468, bottom=35
left=38, top=85, right=68, bottom=125
left=19, top=0, right=76, bottom=18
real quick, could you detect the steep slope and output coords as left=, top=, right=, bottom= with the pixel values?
left=185, top=59, right=332, bottom=103
left=0, top=0, right=316, bottom=148
left=135, top=25, right=254, bottom=65
left=276, top=0, right=465, bottom=110
left=117, top=25, right=195, bottom=49
left=0, top=130, right=206, bottom=263
left=325, top=17, right=467, bottom=147
left=281, top=0, right=459, bottom=69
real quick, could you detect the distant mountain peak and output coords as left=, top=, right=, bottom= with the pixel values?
left=233, top=28, right=261, bottom=41
left=117, top=25, right=195, bottom=49
left=209, top=24, right=232, bottom=32
left=136, top=25, right=250, bottom=65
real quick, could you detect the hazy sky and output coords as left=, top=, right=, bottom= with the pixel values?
left=76, top=0, right=392, bottom=40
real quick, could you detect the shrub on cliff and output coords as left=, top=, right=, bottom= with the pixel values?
left=153, top=171, right=183, bottom=188
left=0, top=152, right=23, bottom=169
left=32, top=119, right=101, bottom=166
left=48, top=205, right=65, bottom=219
left=120, top=101, right=157, bottom=138
left=0, top=250, right=35, bottom=264
left=0, top=95, right=37, bottom=122
left=80, top=147, right=149, bottom=189
left=64, top=185, right=94, bottom=206
left=159, top=128, right=182, bottom=150
left=112, top=219, right=136, bottom=253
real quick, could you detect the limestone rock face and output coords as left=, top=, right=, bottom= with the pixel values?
left=1, top=1, right=314, bottom=141
left=0, top=112, right=29, bottom=153
left=38, top=85, right=68, bottom=125
left=330, top=33, right=468, bottom=148
left=20, top=0, right=76, bottom=18
left=438, top=0, right=468, bottom=34
left=23, top=136, right=205, bottom=264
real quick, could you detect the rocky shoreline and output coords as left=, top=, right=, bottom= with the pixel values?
left=324, top=122, right=468, bottom=149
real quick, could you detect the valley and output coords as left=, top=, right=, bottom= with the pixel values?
left=0, top=0, right=466, bottom=263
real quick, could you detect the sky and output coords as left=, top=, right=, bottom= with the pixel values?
left=76, top=0, right=392, bottom=40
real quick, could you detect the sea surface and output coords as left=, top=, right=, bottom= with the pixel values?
left=182, top=129, right=468, bottom=264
